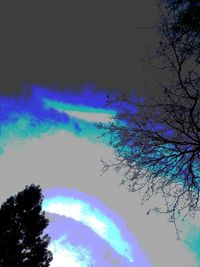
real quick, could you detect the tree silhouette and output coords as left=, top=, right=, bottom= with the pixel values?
left=97, top=0, right=200, bottom=238
left=166, top=0, right=200, bottom=38
left=159, top=0, right=200, bottom=65
left=0, top=184, right=53, bottom=266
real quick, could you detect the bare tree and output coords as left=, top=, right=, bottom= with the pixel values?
left=97, top=0, right=200, bottom=239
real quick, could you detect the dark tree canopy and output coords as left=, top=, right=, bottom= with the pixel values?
left=167, top=0, right=200, bottom=35
left=160, top=0, right=200, bottom=64
left=0, top=184, right=53, bottom=267
left=97, top=0, right=200, bottom=238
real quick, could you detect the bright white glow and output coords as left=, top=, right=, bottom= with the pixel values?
left=84, top=214, right=106, bottom=236
left=49, top=236, right=93, bottom=267
left=43, top=196, right=133, bottom=262
left=42, top=97, right=115, bottom=123
left=45, top=201, right=83, bottom=221
left=64, top=110, right=113, bottom=123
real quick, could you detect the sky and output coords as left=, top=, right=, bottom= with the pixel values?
left=0, top=85, right=199, bottom=267
left=0, top=0, right=161, bottom=98
left=0, top=1, right=200, bottom=266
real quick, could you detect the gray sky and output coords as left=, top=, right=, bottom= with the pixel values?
left=0, top=0, right=160, bottom=97
left=0, top=130, right=197, bottom=267
left=0, top=3, right=199, bottom=264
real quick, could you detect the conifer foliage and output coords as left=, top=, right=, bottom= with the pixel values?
left=0, top=184, right=53, bottom=267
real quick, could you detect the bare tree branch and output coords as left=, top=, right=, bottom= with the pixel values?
left=97, top=0, right=200, bottom=239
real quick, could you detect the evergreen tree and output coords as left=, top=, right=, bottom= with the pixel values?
left=0, top=184, right=53, bottom=267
